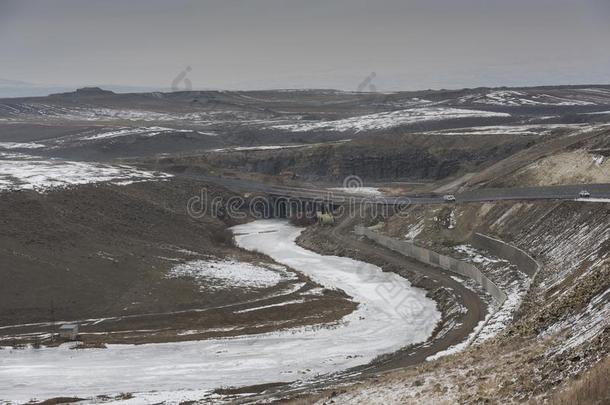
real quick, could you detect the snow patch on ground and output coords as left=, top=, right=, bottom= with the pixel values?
left=0, top=141, right=46, bottom=149
left=592, top=155, right=605, bottom=166
left=166, top=259, right=297, bottom=291
left=449, top=245, right=530, bottom=346
left=537, top=248, right=610, bottom=357
left=211, top=140, right=350, bottom=153
left=271, top=107, right=510, bottom=133
left=423, top=123, right=600, bottom=137
left=448, top=210, right=456, bottom=229
left=234, top=299, right=307, bottom=314
left=534, top=219, right=609, bottom=292
left=0, top=156, right=172, bottom=192
left=583, top=110, right=610, bottom=115
left=544, top=283, right=610, bottom=356
left=327, top=187, right=383, bottom=196
left=404, top=220, right=425, bottom=240
left=426, top=312, right=492, bottom=361
left=453, top=244, right=507, bottom=266
left=80, top=126, right=196, bottom=141
left=212, top=144, right=305, bottom=152
left=465, top=90, right=596, bottom=106
left=574, top=198, right=610, bottom=203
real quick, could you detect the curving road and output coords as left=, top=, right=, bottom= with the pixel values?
left=184, top=175, right=610, bottom=205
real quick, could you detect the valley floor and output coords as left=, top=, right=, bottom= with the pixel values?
left=0, top=220, right=439, bottom=403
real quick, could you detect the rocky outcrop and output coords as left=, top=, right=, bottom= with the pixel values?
left=201, top=133, right=536, bottom=182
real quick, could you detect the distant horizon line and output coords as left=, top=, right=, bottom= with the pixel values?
left=1, top=81, right=610, bottom=99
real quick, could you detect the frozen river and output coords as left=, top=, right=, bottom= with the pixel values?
left=0, top=220, right=439, bottom=403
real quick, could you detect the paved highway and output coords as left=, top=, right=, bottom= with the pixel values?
left=186, top=175, right=610, bottom=205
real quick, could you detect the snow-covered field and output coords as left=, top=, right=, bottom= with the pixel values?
left=0, top=154, right=171, bottom=191
left=166, top=259, right=297, bottom=291
left=270, top=107, right=510, bottom=133
left=0, top=220, right=440, bottom=403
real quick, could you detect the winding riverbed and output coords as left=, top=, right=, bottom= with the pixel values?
left=0, top=220, right=439, bottom=403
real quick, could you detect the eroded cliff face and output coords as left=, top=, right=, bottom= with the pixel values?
left=488, top=130, right=610, bottom=187
left=193, top=133, right=538, bottom=182
left=346, top=200, right=610, bottom=403
left=466, top=127, right=610, bottom=189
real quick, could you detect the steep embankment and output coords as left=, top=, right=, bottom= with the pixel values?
left=465, top=126, right=610, bottom=189
left=313, top=200, right=609, bottom=403
left=490, top=135, right=610, bottom=187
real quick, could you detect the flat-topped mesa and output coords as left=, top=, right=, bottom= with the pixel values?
left=50, top=86, right=116, bottom=97
left=75, top=86, right=115, bottom=95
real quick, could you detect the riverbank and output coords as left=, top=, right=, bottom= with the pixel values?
left=0, top=220, right=439, bottom=403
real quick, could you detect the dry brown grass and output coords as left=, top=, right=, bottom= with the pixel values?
left=545, top=355, right=610, bottom=405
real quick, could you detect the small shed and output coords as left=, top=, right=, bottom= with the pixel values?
left=59, top=324, right=79, bottom=340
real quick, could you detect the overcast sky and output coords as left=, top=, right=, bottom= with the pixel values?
left=1, top=0, right=610, bottom=92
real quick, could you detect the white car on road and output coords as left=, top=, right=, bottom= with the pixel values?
left=579, top=190, right=591, bottom=198
left=443, top=194, right=456, bottom=202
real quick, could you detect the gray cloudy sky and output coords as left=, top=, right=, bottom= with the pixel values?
left=1, top=0, right=609, bottom=91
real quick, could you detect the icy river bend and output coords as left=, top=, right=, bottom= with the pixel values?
left=0, top=220, right=440, bottom=403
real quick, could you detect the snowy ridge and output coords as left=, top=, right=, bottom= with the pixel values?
left=0, top=103, right=266, bottom=125
left=462, top=90, right=598, bottom=106
left=422, top=123, right=599, bottom=137
left=80, top=126, right=202, bottom=141
left=270, top=107, right=511, bottom=133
